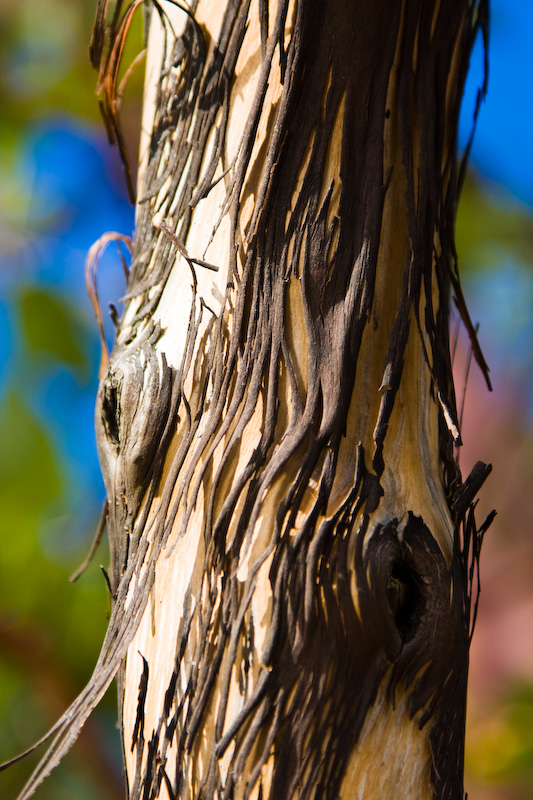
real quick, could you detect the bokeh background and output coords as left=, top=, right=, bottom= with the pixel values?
left=0, top=1, right=531, bottom=798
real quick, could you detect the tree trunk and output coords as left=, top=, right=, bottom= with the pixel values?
left=13, top=1, right=494, bottom=798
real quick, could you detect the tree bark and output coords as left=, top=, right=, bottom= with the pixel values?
left=11, top=1, right=494, bottom=798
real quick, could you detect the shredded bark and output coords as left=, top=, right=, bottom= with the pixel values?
left=5, top=2, right=494, bottom=800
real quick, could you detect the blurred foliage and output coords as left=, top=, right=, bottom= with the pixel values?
left=0, top=0, right=98, bottom=159
left=0, top=0, right=144, bottom=133
left=0, top=1, right=531, bottom=800
left=0, top=386, right=123, bottom=800
left=18, top=287, right=89, bottom=378
left=457, top=172, right=533, bottom=273
left=0, top=0, right=136, bottom=797
left=0, top=0, right=143, bottom=260
left=467, top=686, right=533, bottom=796
left=456, top=172, right=533, bottom=424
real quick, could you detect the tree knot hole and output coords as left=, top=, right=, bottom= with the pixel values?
left=102, top=381, right=121, bottom=449
left=387, top=562, right=423, bottom=643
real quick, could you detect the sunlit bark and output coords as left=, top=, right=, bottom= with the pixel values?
left=99, top=1, right=493, bottom=798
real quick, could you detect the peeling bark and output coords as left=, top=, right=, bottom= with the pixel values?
left=8, top=1, right=494, bottom=799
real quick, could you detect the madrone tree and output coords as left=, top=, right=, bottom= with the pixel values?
left=12, top=0, right=495, bottom=798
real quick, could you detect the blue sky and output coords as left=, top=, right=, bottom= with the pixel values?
left=460, top=0, right=533, bottom=207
